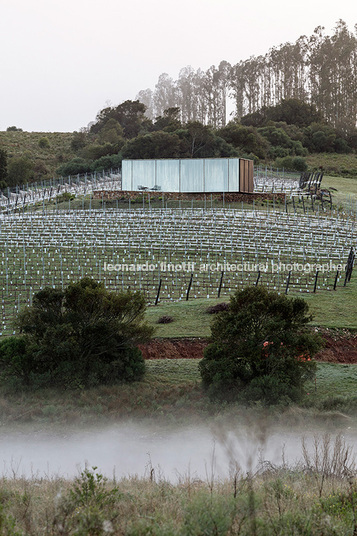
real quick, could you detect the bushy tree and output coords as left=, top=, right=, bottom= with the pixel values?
left=1, top=279, right=153, bottom=388
left=7, top=156, right=34, bottom=186
left=241, top=99, right=324, bottom=128
left=199, top=287, right=322, bottom=404
left=217, top=123, right=269, bottom=159
left=91, top=100, right=149, bottom=138
left=153, top=107, right=182, bottom=132
left=71, top=131, right=89, bottom=152
left=81, top=142, right=121, bottom=161
left=122, top=131, right=182, bottom=159
left=176, top=122, right=239, bottom=158
left=97, top=118, right=124, bottom=144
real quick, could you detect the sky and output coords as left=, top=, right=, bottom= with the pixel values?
left=0, top=0, right=356, bottom=132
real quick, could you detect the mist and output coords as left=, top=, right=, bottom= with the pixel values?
left=1, top=418, right=355, bottom=482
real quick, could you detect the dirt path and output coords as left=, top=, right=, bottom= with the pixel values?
left=139, top=330, right=357, bottom=363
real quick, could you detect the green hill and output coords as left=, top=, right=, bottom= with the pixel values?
left=0, top=130, right=75, bottom=182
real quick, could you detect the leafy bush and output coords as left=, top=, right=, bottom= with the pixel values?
left=1, top=278, right=153, bottom=388
left=275, top=156, right=308, bottom=172
left=0, top=336, right=35, bottom=387
left=199, top=286, right=322, bottom=404
left=38, top=136, right=50, bottom=149
left=0, top=149, right=7, bottom=184
left=182, top=492, right=237, bottom=535
left=56, top=157, right=91, bottom=177
left=81, top=142, right=120, bottom=161
left=90, top=153, right=122, bottom=172
left=217, top=123, right=269, bottom=159
left=243, top=375, right=300, bottom=405
left=54, top=467, right=123, bottom=534
left=71, top=131, right=88, bottom=151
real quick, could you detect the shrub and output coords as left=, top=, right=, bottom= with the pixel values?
left=38, top=136, right=50, bottom=149
left=90, top=153, right=122, bottom=172
left=275, top=156, right=308, bottom=172
left=292, top=156, right=308, bottom=171
left=0, top=336, right=35, bottom=386
left=243, top=375, right=300, bottom=405
left=56, top=157, right=91, bottom=177
left=199, top=286, right=322, bottom=404
left=55, top=192, right=75, bottom=203
left=3, top=278, right=153, bottom=388
left=182, top=492, right=237, bottom=535
left=0, top=149, right=7, bottom=184
left=54, top=467, right=123, bottom=534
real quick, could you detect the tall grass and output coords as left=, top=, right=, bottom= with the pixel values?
left=1, top=432, right=357, bottom=535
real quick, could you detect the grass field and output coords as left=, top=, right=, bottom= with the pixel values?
left=144, top=274, right=357, bottom=336
left=306, top=152, right=357, bottom=178
left=2, top=454, right=357, bottom=535
left=1, top=359, right=357, bottom=426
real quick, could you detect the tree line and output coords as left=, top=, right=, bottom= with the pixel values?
left=2, top=94, right=357, bottom=188
left=56, top=96, right=357, bottom=179
left=136, top=20, right=357, bottom=132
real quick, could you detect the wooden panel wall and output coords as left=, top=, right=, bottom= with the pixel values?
left=239, top=158, right=254, bottom=193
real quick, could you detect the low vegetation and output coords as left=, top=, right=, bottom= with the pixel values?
left=0, top=359, right=356, bottom=424
left=1, top=434, right=357, bottom=535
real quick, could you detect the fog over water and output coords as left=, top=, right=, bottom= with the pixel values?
left=1, top=418, right=355, bottom=482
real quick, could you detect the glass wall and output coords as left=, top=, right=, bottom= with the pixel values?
left=121, top=158, right=251, bottom=193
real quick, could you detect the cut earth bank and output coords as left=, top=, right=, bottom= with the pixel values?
left=138, top=329, right=357, bottom=364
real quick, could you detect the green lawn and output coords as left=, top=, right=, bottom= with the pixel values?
left=2, top=359, right=357, bottom=425
left=304, top=362, right=357, bottom=414
left=322, top=174, right=357, bottom=209
left=146, top=298, right=227, bottom=338
left=145, top=275, right=357, bottom=336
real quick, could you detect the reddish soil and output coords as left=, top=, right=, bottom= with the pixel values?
left=139, top=338, right=207, bottom=361
left=314, top=331, right=357, bottom=364
left=139, top=331, right=357, bottom=364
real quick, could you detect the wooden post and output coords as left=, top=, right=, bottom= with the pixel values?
left=186, top=273, right=193, bottom=301
left=155, top=279, right=162, bottom=305
left=217, top=271, right=224, bottom=298
left=333, top=270, right=339, bottom=290
left=313, top=270, right=319, bottom=293
left=255, top=270, right=261, bottom=287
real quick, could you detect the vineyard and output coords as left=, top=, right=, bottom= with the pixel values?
left=1, top=199, right=356, bottom=336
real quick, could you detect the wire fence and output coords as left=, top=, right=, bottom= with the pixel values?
left=1, top=205, right=355, bottom=336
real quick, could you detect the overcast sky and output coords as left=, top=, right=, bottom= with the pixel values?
left=0, top=0, right=355, bottom=132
